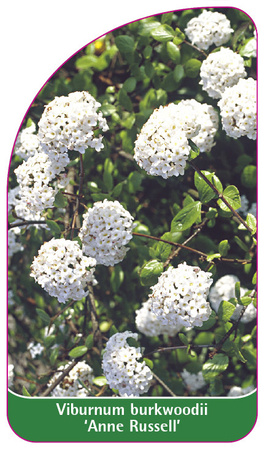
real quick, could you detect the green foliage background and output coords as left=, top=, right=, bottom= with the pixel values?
left=8, top=7, right=257, bottom=397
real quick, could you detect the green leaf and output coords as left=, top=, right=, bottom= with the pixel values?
left=151, top=24, right=175, bottom=42
left=110, top=265, right=124, bottom=293
left=22, top=386, right=31, bottom=397
left=184, top=59, right=201, bottom=78
left=139, top=260, right=164, bottom=286
left=115, top=35, right=135, bottom=53
left=127, top=171, right=142, bottom=193
left=54, top=191, right=68, bottom=208
left=49, top=347, right=59, bottom=365
left=218, top=240, right=230, bottom=257
left=93, top=376, right=108, bottom=387
left=218, top=185, right=241, bottom=211
left=179, top=333, right=189, bottom=346
left=241, top=165, right=256, bottom=189
left=238, top=296, right=252, bottom=306
left=68, top=345, right=88, bottom=359
left=46, top=220, right=62, bottom=237
left=173, top=65, right=185, bottom=83
left=246, top=213, right=256, bottom=235
left=234, top=236, right=249, bottom=252
left=103, top=158, right=114, bottom=191
left=171, top=201, right=201, bottom=232
left=218, top=301, right=236, bottom=322
left=126, top=337, right=140, bottom=348
left=173, top=28, right=185, bottom=45
left=194, top=170, right=223, bottom=204
left=85, top=334, right=94, bottom=349
left=235, top=281, right=241, bottom=301
left=123, top=77, right=137, bottom=93
left=143, top=358, right=153, bottom=370
left=36, top=308, right=51, bottom=325
left=202, top=354, right=229, bottom=381
left=118, top=88, right=133, bottom=111
left=100, top=104, right=116, bottom=116
left=195, top=310, right=217, bottom=330
left=99, top=321, right=112, bottom=332
left=188, top=139, right=200, bottom=160
left=166, top=41, right=181, bottom=63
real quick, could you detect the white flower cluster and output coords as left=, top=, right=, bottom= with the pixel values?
left=48, top=361, right=94, bottom=397
left=180, top=369, right=206, bottom=392
left=134, top=103, right=200, bottom=179
left=237, top=195, right=256, bottom=217
left=177, top=99, right=219, bottom=152
left=8, top=186, right=48, bottom=228
left=218, top=77, right=256, bottom=139
left=14, top=121, right=40, bottom=160
left=135, top=298, right=184, bottom=337
left=8, top=228, right=24, bottom=257
left=102, top=331, right=153, bottom=397
left=38, top=91, right=109, bottom=156
left=30, top=238, right=97, bottom=303
left=79, top=199, right=135, bottom=266
left=185, top=10, right=234, bottom=50
left=27, top=342, right=44, bottom=358
left=227, top=385, right=255, bottom=397
left=148, top=263, right=213, bottom=329
left=200, top=47, right=246, bottom=99
left=209, top=274, right=256, bottom=323
left=14, top=150, right=69, bottom=214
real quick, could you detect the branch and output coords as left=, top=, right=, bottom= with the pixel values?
left=9, top=220, right=47, bottom=229
left=151, top=371, right=177, bottom=397
left=133, top=232, right=251, bottom=265
left=70, top=154, right=84, bottom=239
left=189, top=161, right=253, bottom=234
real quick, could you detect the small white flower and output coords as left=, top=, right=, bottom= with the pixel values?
left=102, top=331, right=153, bottom=397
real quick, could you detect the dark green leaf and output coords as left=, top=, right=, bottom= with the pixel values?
left=194, top=170, right=223, bottom=204
left=184, top=59, right=201, bottom=78
left=126, top=337, right=140, bottom=348
left=123, top=77, right=137, bottom=93
left=115, top=35, right=135, bottom=53
left=235, top=281, right=241, bottom=301
left=110, top=265, right=124, bottom=293
left=85, top=334, right=94, bottom=349
left=118, top=88, right=133, bottom=111
left=36, top=308, right=51, bottom=325
left=54, top=191, right=68, bottom=208
left=171, top=201, right=201, bottom=232
left=179, top=333, right=189, bottom=346
left=46, top=220, right=62, bottom=237
left=139, top=260, right=164, bottom=286
left=202, top=354, right=229, bottom=380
